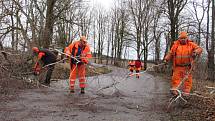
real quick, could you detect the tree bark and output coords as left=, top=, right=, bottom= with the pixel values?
left=42, top=0, right=56, bottom=48
left=207, top=0, right=215, bottom=81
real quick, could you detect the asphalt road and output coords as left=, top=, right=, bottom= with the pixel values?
left=0, top=66, right=171, bottom=121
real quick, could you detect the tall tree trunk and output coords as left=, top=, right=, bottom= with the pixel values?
left=155, top=36, right=161, bottom=64
left=10, top=1, right=15, bottom=50
left=15, top=11, right=19, bottom=50
left=42, top=0, right=56, bottom=48
left=106, top=22, right=111, bottom=65
left=30, top=1, right=36, bottom=47
left=167, top=0, right=188, bottom=47
left=208, top=0, right=215, bottom=81
left=111, top=24, right=115, bottom=65
left=143, top=30, right=148, bottom=70
left=168, top=0, right=176, bottom=45
left=93, top=19, right=96, bottom=63
left=10, top=14, right=15, bottom=50
left=98, top=20, right=101, bottom=63
left=206, top=0, right=210, bottom=51
left=197, top=23, right=201, bottom=45
left=0, top=41, right=3, bottom=50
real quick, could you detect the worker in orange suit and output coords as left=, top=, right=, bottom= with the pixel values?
left=32, top=47, right=57, bottom=86
left=128, top=60, right=135, bottom=76
left=164, top=31, right=202, bottom=96
left=135, top=59, right=143, bottom=78
left=64, top=36, right=92, bottom=94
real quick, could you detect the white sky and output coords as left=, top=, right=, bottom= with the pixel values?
left=90, top=0, right=114, bottom=9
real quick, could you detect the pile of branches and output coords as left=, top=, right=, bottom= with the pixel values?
left=0, top=49, right=36, bottom=98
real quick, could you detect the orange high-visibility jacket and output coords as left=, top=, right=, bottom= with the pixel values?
left=64, top=41, right=92, bottom=64
left=128, top=61, right=135, bottom=66
left=164, top=40, right=202, bottom=68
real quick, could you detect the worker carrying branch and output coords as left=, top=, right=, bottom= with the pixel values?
left=164, top=31, right=203, bottom=96
left=32, top=47, right=57, bottom=86
left=64, top=36, right=92, bottom=94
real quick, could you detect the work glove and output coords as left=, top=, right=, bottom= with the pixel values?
left=192, top=51, right=198, bottom=59
left=65, top=54, right=71, bottom=59
left=80, top=53, right=87, bottom=57
left=88, top=65, right=94, bottom=70
left=77, top=61, right=85, bottom=65
left=163, top=59, right=168, bottom=65
left=33, top=67, right=41, bottom=75
left=81, top=58, right=88, bottom=64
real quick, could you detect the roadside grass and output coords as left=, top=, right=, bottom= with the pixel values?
left=86, top=66, right=112, bottom=77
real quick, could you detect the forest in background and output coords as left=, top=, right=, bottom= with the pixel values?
left=0, top=0, right=215, bottom=81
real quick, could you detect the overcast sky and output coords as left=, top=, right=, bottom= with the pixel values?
left=90, top=0, right=114, bottom=9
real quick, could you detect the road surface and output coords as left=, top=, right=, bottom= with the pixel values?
left=0, top=66, right=171, bottom=121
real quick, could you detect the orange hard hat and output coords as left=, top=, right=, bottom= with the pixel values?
left=32, top=47, right=39, bottom=53
left=179, top=31, right=188, bottom=39
left=80, top=36, right=87, bottom=42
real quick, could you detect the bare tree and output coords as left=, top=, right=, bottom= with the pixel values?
left=128, top=0, right=155, bottom=69
left=106, top=16, right=113, bottom=65
left=207, top=0, right=215, bottom=81
left=152, top=8, right=163, bottom=64
left=187, top=0, right=207, bottom=45
left=166, top=0, right=188, bottom=46
left=97, top=9, right=106, bottom=63
left=42, top=0, right=56, bottom=48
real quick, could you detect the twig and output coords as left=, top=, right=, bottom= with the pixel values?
left=1, top=51, right=21, bottom=56
left=54, top=49, right=81, bottom=63
left=189, top=93, right=210, bottom=98
left=206, top=86, right=215, bottom=94
left=76, top=97, right=98, bottom=106
left=19, top=71, right=34, bottom=75
left=50, top=79, right=63, bottom=81
left=206, top=86, right=215, bottom=89
left=42, top=58, right=68, bottom=69
left=167, top=89, right=187, bottom=109
left=10, top=75, right=40, bottom=87
left=97, top=81, right=120, bottom=92
left=0, top=65, right=9, bottom=71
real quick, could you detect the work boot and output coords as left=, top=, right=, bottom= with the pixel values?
left=129, top=73, right=133, bottom=77
left=80, top=88, right=85, bottom=94
left=70, top=89, right=75, bottom=93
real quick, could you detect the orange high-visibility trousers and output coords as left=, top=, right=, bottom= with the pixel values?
left=135, top=67, right=141, bottom=78
left=129, top=66, right=134, bottom=72
left=129, top=66, right=134, bottom=76
left=69, top=64, right=86, bottom=90
left=172, top=66, right=192, bottom=93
